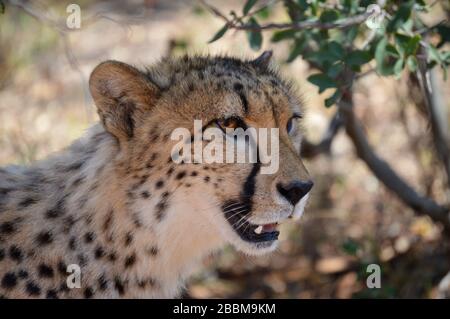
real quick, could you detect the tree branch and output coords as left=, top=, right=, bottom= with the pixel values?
left=300, top=42, right=450, bottom=229
left=5, top=0, right=138, bottom=32
left=301, top=112, right=343, bottom=159
left=338, top=96, right=450, bottom=230
left=416, top=45, right=450, bottom=189
left=201, top=0, right=374, bottom=32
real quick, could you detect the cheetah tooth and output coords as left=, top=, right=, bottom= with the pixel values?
left=254, top=225, right=263, bottom=234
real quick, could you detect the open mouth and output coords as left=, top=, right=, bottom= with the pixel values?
left=231, top=220, right=280, bottom=243
left=241, top=222, right=280, bottom=243
left=222, top=201, right=280, bottom=243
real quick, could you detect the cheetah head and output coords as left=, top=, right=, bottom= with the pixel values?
left=89, top=51, right=313, bottom=256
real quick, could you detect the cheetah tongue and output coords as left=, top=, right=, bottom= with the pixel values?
left=262, top=223, right=278, bottom=233
left=254, top=223, right=278, bottom=234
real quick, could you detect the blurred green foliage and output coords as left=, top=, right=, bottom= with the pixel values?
left=209, top=0, right=450, bottom=108
left=0, top=4, right=58, bottom=87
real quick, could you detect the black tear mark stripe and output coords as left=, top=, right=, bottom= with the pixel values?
left=240, top=137, right=262, bottom=209
left=237, top=92, right=249, bottom=114
left=240, top=162, right=261, bottom=212
left=233, top=82, right=249, bottom=114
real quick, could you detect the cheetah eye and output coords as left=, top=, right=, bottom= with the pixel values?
left=214, top=117, right=247, bottom=134
left=287, top=114, right=302, bottom=135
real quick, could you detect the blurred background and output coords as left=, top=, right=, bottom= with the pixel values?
left=0, top=0, right=449, bottom=298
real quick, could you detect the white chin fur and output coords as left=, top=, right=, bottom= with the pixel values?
left=219, top=220, right=279, bottom=255
left=291, top=193, right=310, bottom=220
left=232, top=238, right=279, bottom=255
left=221, top=222, right=279, bottom=255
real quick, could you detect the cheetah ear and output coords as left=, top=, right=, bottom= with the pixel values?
left=252, top=50, right=273, bottom=68
left=89, top=60, right=160, bottom=142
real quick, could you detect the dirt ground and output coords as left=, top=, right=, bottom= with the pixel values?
left=0, top=0, right=449, bottom=298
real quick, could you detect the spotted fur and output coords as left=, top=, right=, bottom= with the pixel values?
left=0, top=52, right=312, bottom=298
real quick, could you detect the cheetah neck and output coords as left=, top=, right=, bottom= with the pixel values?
left=48, top=125, right=225, bottom=297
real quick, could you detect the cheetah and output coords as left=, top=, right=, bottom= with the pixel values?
left=0, top=51, right=313, bottom=298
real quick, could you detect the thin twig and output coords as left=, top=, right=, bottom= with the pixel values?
left=201, top=0, right=374, bottom=32
left=199, top=0, right=230, bottom=23
left=233, top=13, right=372, bottom=32
left=246, top=0, right=281, bottom=18
left=5, top=0, right=140, bottom=122
left=301, top=112, right=343, bottom=159
left=6, top=0, right=139, bottom=32
left=417, top=19, right=447, bottom=35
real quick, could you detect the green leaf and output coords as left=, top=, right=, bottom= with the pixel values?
left=320, top=9, right=339, bottom=23
left=346, top=26, right=359, bottom=44
left=394, top=33, right=409, bottom=57
left=395, top=33, right=421, bottom=58
left=310, top=0, right=318, bottom=16
left=305, top=41, right=344, bottom=66
left=406, top=55, right=418, bottom=72
left=386, top=44, right=400, bottom=58
left=341, top=238, right=360, bottom=256
left=387, top=2, right=413, bottom=33
left=436, top=25, right=450, bottom=48
left=427, top=45, right=442, bottom=64
left=394, top=58, right=404, bottom=77
left=328, top=41, right=345, bottom=60
left=307, top=73, right=337, bottom=93
left=286, top=36, right=307, bottom=62
left=256, top=7, right=270, bottom=20
left=296, top=0, right=309, bottom=11
left=246, top=18, right=263, bottom=51
left=208, top=24, right=228, bottom=43
left=441, top=51, right=450, bottom=64
left=402, top=19, right=414, bottom=33
left=405, top=35, right=421, bottom=56
left=375, top=37, right=396, bottom=76
left=243, top=0, right=258, bottom=15
left=415, top=0, right=426, bottom=6
left=345, top=50, right=372, bottom=68
left=325, top=89, right=342, bottom=107
left=271, top=29, right=297, bottom=43
left=327, top=62, right=344, bottom=78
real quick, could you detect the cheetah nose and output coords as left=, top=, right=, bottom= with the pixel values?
left=277, top=180, right=314, bottom=206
